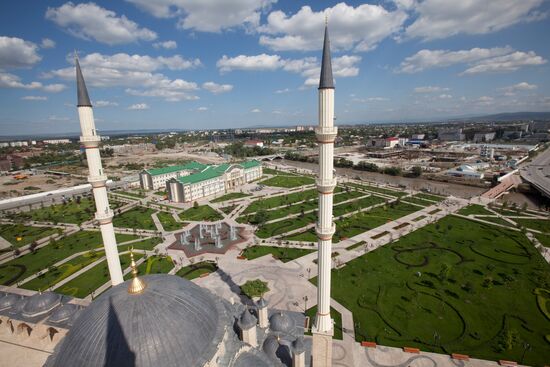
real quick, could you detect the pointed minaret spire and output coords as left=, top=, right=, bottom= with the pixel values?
left=319, top=22, right=334, bottom=89
left=75, top=56, right=92, bottom=107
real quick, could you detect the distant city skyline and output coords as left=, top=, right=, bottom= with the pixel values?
left=1, top=0, right=549, bottom=135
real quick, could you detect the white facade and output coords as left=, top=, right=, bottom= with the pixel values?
left=43, top=139, right=71, bottom=145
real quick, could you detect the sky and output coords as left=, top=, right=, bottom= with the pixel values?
left=0, top=0, right=549, bottom=135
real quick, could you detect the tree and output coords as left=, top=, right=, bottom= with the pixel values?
left=193, top=201, right=199, bottom=209
left=411, top=166, right=422, bottom=177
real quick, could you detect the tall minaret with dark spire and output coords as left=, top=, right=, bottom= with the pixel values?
left=311, top=21, right=336, bottom=367
left=76, top=57, right=124, bottom=285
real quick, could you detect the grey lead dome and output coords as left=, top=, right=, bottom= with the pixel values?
left=318, top=25, right=334, bottom=89
left=47, top=274, right=228, bottom=367
left=76, top=57, right=92, bottom=107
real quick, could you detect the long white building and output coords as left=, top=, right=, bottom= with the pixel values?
left=166, top=161, right=262, bottom=203
left=140, top=161, right=206, bottom=190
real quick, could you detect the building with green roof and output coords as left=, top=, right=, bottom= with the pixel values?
left=166, top=160, right=262, bottom=203
left=139, top=161, right=208, bottom=190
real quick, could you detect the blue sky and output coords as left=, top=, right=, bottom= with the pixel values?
left=1, top=0, right=549, bottom=135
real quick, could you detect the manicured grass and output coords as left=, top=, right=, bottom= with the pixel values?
left=116, top=190, right=146, bottom=199
left=475, top=216, right=511, bottom=227
left=176, top=261, right=218, bottom=280
left=284, top=230, right=318, bottom=243
left=20, top=250, right=105, bottom=291
left=458, top=204, right=495, bottom=216
left=403, top=197, right=433, bottom=207
left=316, top=215, right=550, bottom=366
left=259, top=175, right=315, bottom=188
left=305, top=306, right=343, bottom=340
left=0, top=231, right=138, bottom=286
left=415, top=192, right=445, bottom=202
left=125, top=237, right=162, bottom=251
left=220, top=205, right=237, bottom=215
left=535, top=233, right=550, bottom=248
left=333, top=202, right=420, bottom=241
left=347, top=240, right=367, bottom=251
left=346, top=182, right=407, bottom=198
left=179, top=205, right=223, bottom=221
left=262, top=168, right=300, bottom=176
left=157, top=211, right=181, bottom=231
left=113, top=206, right=157, bottom=230
left=154, top=190, right=167, bottom=196
left=17, top=198, right=101, bottom=224
left=56, top=253, right=141, bottom=299
left=0, top=224, right=60, bottom=248
left=240, top=279, right=269, bottom=298
left=256, top=213, right=317, bottom=238
left=514, top=218, right=550, bottom=233
left=124, top=255, right=173, bottom=279
left=242, top=245, right=314, bottom=262
left=243, top=188, right=321, bottom=214
left=211, top=192, right=250, bottom=203
left=332, top=195, right=385, bottom=217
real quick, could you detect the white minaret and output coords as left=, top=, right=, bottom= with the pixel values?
left=75, top=57, right=124, bottom=285
left=311, top=23, right=337, bottom=367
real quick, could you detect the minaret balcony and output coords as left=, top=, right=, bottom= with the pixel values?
left=316, top=178, right=337, bottom=193
left=315, top=127, right=337, bottom=143
left=80, top=135, right=101, bottom=148
left=95, top=210, right=114, bottom=224
left=315, top=223, right=336, bottom=240
left=88, top=175, right=108, bottom=187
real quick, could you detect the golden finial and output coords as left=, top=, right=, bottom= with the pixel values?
left=128, top=247, right=146, bottom=295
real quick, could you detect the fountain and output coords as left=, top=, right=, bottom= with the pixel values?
left=230, top=226, right=237, bottom=241
left=194, top=237, right=202, bottom=251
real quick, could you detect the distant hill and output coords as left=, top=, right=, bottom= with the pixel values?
left=463, top=112, right=550, bottom=121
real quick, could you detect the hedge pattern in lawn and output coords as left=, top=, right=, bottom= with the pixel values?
left=241, top=279, right=269, bottom=299
left=242, top=246, right=314, bottom=262
left=113, top=206, right=157, bottom=230
left=0, top=224, right=60, bottom=248
left=179, top=205, right=223, bottom=222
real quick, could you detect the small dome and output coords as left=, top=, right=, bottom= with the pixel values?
left=48, top=275, right=228, bottom=367
left=48, top=304, right=79, bottom=324
left=0, top=293, right=22, bottom=311
left=238, top=309, right=257, bottom=330
left=293, top=336, right=305, bottom=354
left=262, top=335, right=279, bottom=358
left=233, top=352, right=272, bottom=367
left=269, top=312, right=294, bottom=334
left=23, top=291, right=61, bottom=317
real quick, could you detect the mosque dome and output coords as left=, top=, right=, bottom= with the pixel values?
left=0, top=293, right=22, bottom=311
left=238, top=309, right=257, bottom=330
left=48, top=304, right=79, bottom=324
left=47, top=274, right=229, bottom=367
left=22, top=291, right=61, bottom=317
left=233, top=352, right=272, bottom=367
left=262, top=335, right=280, bottom=357
left=269, top=312, right=294, bottom=334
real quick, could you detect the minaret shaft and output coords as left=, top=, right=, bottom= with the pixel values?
left=76, top=61, right=123, bottom=286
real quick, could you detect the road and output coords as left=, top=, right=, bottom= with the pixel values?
left=520, top=146, right=550, bottom=198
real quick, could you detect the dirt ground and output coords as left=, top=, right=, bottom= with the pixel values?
left=0, top=173, right=85, bottom=199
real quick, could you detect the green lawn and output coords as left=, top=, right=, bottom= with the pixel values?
left=0, top=231, right=138, bottom=286
left=154, top=190, right=167, bottom=196
left=220, top=205, right=237, bottom=215
left=17, top=198, right=101, bottom=224
left=475, top=216, right=511, bottom=227
left=404, top=197, right=433, bottom=207
left=415, top=192, right=445, bottom=202
left=244, top=188, right=330, bottom=214
left=179, top=205, right=223, bottom=221
left=458, top=204, right=495, bottom=216
left=156, top=211, right=181, bottom=231
left=256, top=213, right=317, bottom=238
left=535, top=233, right=550, bottom=248
left=240, top=279, right=269, bottom=298
left=241, top=245, right=314, bottom=262
left=345, top=183, right=407, bottom=198
left=113, top=206, right=157, bottom=230
left=124, top=255, right=173, bottom=279
left=305, top=306, right=343, bottom=340
left=115, top=190, right=146, bottom=199
left=0, top=224, right=60, bottom=248
left=20, top=250, right=105, bottom=291
left=514, top=218, right=550, bottom=233
left=211, top=192, right=250, bottom=203
left=176, top=261, right=218, bottom=280
left=125, top=237, right=162, bottom=251
left=284, top=230, right=318, bottom=243
left=56, top=253, right=141, bottom=299
left=333, top=202, right=420, bottom=241
left=316, top=215, right=550, bottom=366
left=259, top=175, right=315, bottom=188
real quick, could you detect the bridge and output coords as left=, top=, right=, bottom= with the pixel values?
left=249, top=154, right=285, bottom=161
left=520, top=146, right=550, bottom=198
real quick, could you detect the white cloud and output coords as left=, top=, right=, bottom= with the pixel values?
left=21, top=96, right=48, bottom=101
left=275, top=88, right=290, bottom=94
left=128, top=103, right=149, bottom=110
left=250, top=108, right=261, bottom=113
left=0, top=72, right=65, bottom=92
left=126, top=0, right=276, bottom=32
left=95, top=100, right=119, bottom=107
left=40, top=38, right=56, bottom=49
left=272, top=110, right=282, bottom=114
left=46, top=2, right=157, bottom=45
left=217, top=53, right=361, bottom=86
left=217, top=54, right=284, bottom=73
left=45, top=52, right=201, bottom=101
left=498, top=82, right=538, bottom=96
left=438, top=94, right=452, bottom=99
left=413, top=86, right=449, bottom=93
left=398, top=46, right=546, bottom=75
left=48, top=115, right=70, bottom=121
left=153, top=40, right=177, bottom=49
left=202, top=81, right=233, bottom=94
left=476, top=96, right=494, bottom=106
left=404, top=0, right=546, bottom=41
left=0, top=36, right=41, bottom=68
left=259, top=3, right=407, bottom=51
left=197, top=106, right=208, bottom=111
left=352, top=96, right=389, bottom=103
